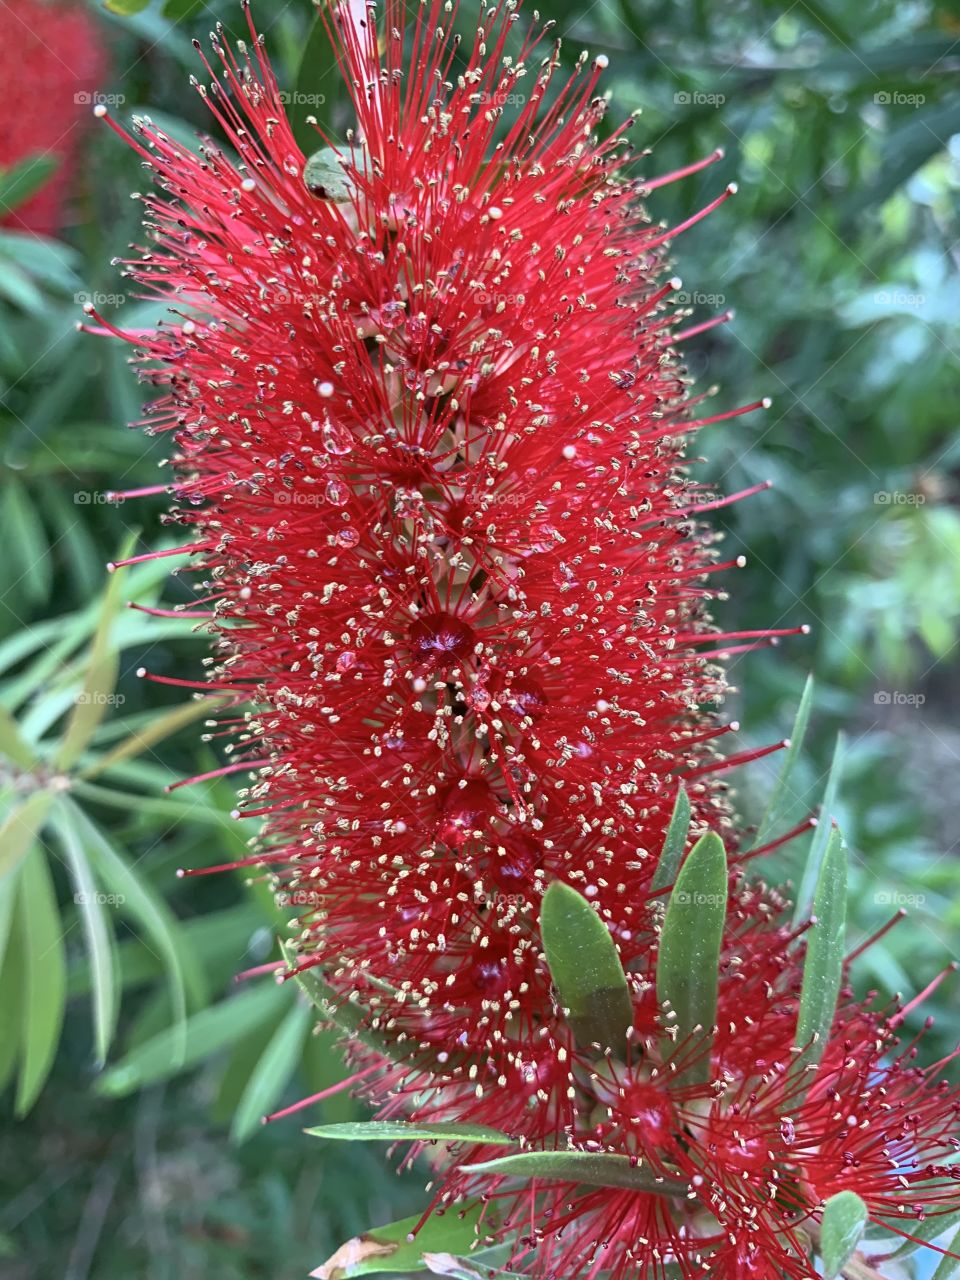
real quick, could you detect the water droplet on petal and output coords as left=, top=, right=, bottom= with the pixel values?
left=335, top=650, right=356, bottom=673
left=336, top=526, right=359, bottom=548
left=325, top=479, right=349, bottom=507
left=322, top=414, right=353, bottom=457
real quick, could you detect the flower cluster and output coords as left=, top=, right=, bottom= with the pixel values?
left=91, top=1, right=960, bottom=1276
left=0, top=0, right=105, bottom=235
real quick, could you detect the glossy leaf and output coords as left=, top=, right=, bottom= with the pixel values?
left=656, top=830, right=727, bottom=1083
left=80, top=696, right=224, bottom=779
left=539, top=880, right=632, bottom=1052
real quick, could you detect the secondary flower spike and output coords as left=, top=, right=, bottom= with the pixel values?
left=0, top=0, right=106, bottom=235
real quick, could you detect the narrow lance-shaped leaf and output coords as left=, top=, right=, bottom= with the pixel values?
left=230, top=999, right=312, bottom=1144
left=0, top=790, right=53, bottom=880
left=50, top=802, right=119, bottom=1065
left=932, top=1222, right=960, bottom=1280
left=55, top=539, right=136, bottom=770
left=793, top=731, right=845, bottom=928
left=820, top=1189, right=868, bottom=1280
left=15, top=847, right=67, bottom=1114
left=539, top=880, right=632, bottom=1053
left=651, top=784, right=691, bottom=894
left=64, top=797, right=191, bottom=1042
left=794, top=826, right=847, bottom=1074
left=753, top=674, right=813, bottom=850
left=313, top=1203, right=492, bottom=1279
left=306, top=1121, right=515, bottom=1145
left=656, top=830, right=727, bottom=1083
left=461, top=1149, right=684, bottom=1196
left=290, top=14, right=343, bottom=154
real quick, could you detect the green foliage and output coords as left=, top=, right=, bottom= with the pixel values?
left=539, top=880, right=633, bottom=1053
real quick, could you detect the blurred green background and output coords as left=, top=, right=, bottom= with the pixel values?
left=1, top=0, right=959, bottom=1275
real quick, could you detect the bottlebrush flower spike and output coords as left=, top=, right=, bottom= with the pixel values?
left=89, top=0, right=789, bottom=1083
left=0, top=0, right=106, bottom=235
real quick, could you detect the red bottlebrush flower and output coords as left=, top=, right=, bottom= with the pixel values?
left=0, top=0, right=106, bottom=235
left=432, top=899, right=960, bottom=1280
left=91, top=0, right=788, bottom=1089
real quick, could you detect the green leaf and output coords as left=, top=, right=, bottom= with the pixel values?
left=892, top=1206, right=960, bottom=1260
left=820, top=1190, right=868, bottom=1279
left=0, top=154, right=59, bottom=215
left=103, top=0, right=152, bottom=14
left=656, top=830, right=727, bottom=1083
left=49, top=803, right=118, bottom=1065
left=794, top=826, right=847, bottom=1074
left=306, top=1121, right=515, bottom=1145
left=313, top=1204, right=491, bottom=1279
left=16, top=848, right=67, bottom=1114
left=461, top=1149, right=684, bottom=1195
left=96, top=981, right=283, bottom=1096
left=79, top=696, right=225, bottom=779
left=290, top=15, right=342, bottom=154
left=64, top=798, right=190, bottom=1041
left=932, top=1223, right=960, bottom=1280
left=793, top=732, right=845, bottom=928
left=303, top=148, right=352, bottom=201
left=281, top=939, right=406, bottom=1064
left=0, top=790, right=53, bottom=880
left=0, top=706, right=37, bottom=770
left=753, top=675, right=813, bottom=850
left=651, top=784, right=691, bottom=894
left=55, top=547, right=134, bottom=770
left=539, top=880, right=632, bottom=1053
left=231, top=999, right=312, bottom=1144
